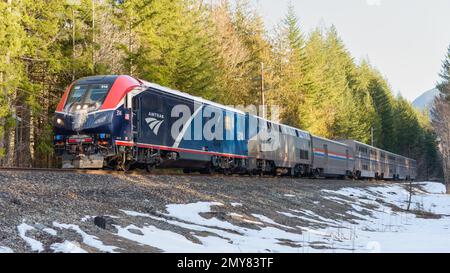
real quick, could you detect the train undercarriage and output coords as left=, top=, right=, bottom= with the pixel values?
left=56, top=136, right=413, bottom=181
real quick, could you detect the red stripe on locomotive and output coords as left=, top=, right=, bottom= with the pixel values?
left=101, top=75, right=141, bottom=110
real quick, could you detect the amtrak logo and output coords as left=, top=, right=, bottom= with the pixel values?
left=146, top=116, right=164, bottom=135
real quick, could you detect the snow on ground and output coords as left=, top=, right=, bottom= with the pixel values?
left=115, top=183, right=450, bottom=253
left=416, top=182, right=447, bottom=194
left=17, top=223, right=44, bottom=252
left=320, top=184, right=450, bottom=252
left=43, top=228, right=58, bottom=236
left=50, top=241, right=87, bottom=253
left=12, top=181, right=450, bottom=253
left=53, top=222, right=118, bottom=253
left=0, top=246, right=13, bottom=253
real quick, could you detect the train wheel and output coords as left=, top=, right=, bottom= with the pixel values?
left=121, top=161, right=133, bottom=172
left=200, top=165, right=214, bottom=175
left=146, top=164, right=155, bottom=173
left=312, top=169, right=320, bottom=179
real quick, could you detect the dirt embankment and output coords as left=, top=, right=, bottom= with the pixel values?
left=0, top=170, right=412, bottom=253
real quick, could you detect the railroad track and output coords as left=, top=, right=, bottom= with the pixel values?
left=0, top=167, right=192, bottom=176
left=0, top=167, right=414, bottom=184
left=0, top=167, right=285, bottom=179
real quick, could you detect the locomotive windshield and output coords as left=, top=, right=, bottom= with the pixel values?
left=64, top=84, right=111, bottom=112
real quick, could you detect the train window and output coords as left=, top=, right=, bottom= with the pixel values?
left=358, top=146, right=368, bottom=155
left=282, top=127, right=295, bottom=136
left=67, top=85, right=87, bottom=105
left=301, top=150, right=309, bottom=160
left=89, top=87, right=108, bottom=103
left=323, top=144, right=328, bottom=156
left=65, top=84, right=111, bottom=111
left=296, top=149, right=309, bottom=160
left=363, top=164, right=369, bottom=171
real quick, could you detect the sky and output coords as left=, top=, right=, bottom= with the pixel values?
left=241, top=0, right=450, bottom=102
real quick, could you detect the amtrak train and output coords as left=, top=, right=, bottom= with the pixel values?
left=53, top=75, right=417, bottom=180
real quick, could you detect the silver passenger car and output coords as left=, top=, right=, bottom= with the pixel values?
left=311, top=136, right=354, bottom=178
left=339, top=140, right=416, bottom=180
left=248, top=117, right=312, bottom=176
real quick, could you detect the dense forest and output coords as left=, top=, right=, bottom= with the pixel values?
left=0, top=0, right=443, bottom=178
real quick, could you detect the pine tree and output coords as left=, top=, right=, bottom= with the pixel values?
left=210, top=0, right=252, bottom=105
left=437, top=45, right=450, bottom=100
left=232, top=0, right=272, bottom=106
left=367, top=76, right=396, bottom=151
left=0, top=0, right=25, bottom=164
left=114, top=0, right=220, bottom=98
left=270, top=4, right=306, bottom=128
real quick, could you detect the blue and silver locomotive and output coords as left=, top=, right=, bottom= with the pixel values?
left=54, top=75, right=417, bottom=180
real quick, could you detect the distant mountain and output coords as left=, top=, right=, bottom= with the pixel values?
left=413, top=88, right=440, bottom=111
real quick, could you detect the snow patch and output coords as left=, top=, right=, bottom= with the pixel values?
left=0, top=246, right=13, bottom=253
left=115, top=183, right=450, bottom=253
left=17, top=223, right=44, bottom=252
left=53, top=222, right=118, bottom=253
left=81, top=216, right=94, bottom=222
left=43, top=228, right=57, bottom=236
left=416, top=182, right=446, bottom=194
left=50, top=241, right=87, bottom=253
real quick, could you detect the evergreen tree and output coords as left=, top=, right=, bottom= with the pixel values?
left=270, top=4, right=306, bottom=128
left=0, top=0, right=25, bottom=163
left=367, top=76, right=396, bottom=150
left=114, top=0, right=220, bottom=98
left=0, top=0, right=442, bottom=174
left=232, top=0, right=272, bottom=106
left=437, top=45, right=450, bottom=100
left=210, top=0, right=252, bottom=105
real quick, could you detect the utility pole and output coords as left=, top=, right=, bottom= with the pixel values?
left=72, top=8, right=76, bottom=81
left=371, top=126, right=374, bottom=146
left=261, top=62, right=265, bottom=119
left=92, top=0, right=95, bottom=74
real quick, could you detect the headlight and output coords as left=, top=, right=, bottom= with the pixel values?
left=56, top=118, right=64, bottom=126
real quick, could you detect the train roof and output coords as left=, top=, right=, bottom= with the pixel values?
left=141, top=80, right=311, bottom=138
left=340, top=139, right=415, bottom=161
left=312, top=135, right=350, bottom=147
left=74, top=75, right=120, bottom=85
left=142, top=81, right=247, bottom=115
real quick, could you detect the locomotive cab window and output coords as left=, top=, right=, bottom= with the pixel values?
left=65, top=84, right=111, bottom=112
